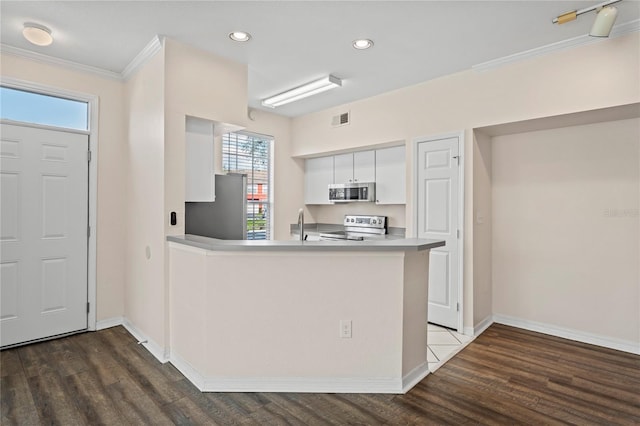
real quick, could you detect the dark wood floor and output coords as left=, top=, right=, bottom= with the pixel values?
left=1, top=323, right=639, bottom=425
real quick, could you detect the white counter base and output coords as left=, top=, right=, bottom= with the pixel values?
left=168, top=240, right=436, bottom=394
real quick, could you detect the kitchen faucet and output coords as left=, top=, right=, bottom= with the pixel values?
left=297, top=208, right=304, bottom=242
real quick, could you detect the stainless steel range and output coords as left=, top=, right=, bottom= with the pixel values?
left=319, top=215, right=388, bottom=241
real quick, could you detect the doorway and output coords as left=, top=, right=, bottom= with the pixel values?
left=1, top=123, right=89, bottom=347
left=1, top=80, right=98, bottom=346
left=415, top=133, right=464, bottom=331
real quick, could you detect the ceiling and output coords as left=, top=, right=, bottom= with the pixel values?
left=1, top=1, right=639, bottom=117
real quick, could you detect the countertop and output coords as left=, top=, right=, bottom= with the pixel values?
left=167, top=234, right=445, bottom=252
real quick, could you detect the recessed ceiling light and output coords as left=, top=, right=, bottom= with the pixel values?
left=23, top=22, right=53, bottom=47
left=352, top=39, right=373, bottom=50
left=229, top=31, right=251, bottom=42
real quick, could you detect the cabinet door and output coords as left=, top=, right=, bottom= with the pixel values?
left=333, top=153, right=353, bottom=183
left=304, top=156, right=334, bottom=204
left=354, top=150, right=375, bottom=182
left=185, top=118, right=215, bottom=202
left=375, top=146, right=406, bottom=204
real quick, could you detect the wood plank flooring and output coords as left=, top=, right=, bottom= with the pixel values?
left=1, top=323, right=639, bottom=425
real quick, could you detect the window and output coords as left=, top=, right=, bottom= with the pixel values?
left=0, top=86, right=88, bottom=131
left=223, top=132, right=273, bottom=240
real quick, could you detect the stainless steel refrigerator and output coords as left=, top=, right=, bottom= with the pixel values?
left=185, top=173, right=247, bottom=240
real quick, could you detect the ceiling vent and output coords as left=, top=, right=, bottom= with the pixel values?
left=331, top=111, right=350, bottom=127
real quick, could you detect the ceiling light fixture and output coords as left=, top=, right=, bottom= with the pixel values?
left=229, top=31, right=251, bottom=42
left=353, top=39, right=374, bottom=50
left=552, top=0, right=621, bottom=37
left=261, top=75, right=342, bottom=108
left=22, top=22, right=53, bottom=46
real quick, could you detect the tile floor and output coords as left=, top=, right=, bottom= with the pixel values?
left=427, top=323, right=473, bottom=372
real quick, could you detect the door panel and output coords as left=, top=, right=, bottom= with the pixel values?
left=424, top=179, right=450, bottom=233
left=417, top=137, right=459, bottom=329
left=0, top=123, right=88, bottom=347
left=428, top=251, right=450, bottom=306
left=1, top=172, right=19, bottom=240
left=0, top=262, right=19, bottom=320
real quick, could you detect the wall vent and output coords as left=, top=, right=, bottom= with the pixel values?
left=332, top=112, right=350, bottom=127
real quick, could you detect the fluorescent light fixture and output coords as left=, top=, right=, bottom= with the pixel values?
left=23, top=22, right=53, bottom=46
left=229, top=31, right=251, bottom=42
left=590, top=6, right=618, bottom=37
left=261, top=75, right=342, bottom=108
left=353, top=39, right=374, bottom=50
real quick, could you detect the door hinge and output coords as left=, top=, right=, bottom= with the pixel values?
left=456, top=302, right=460, bottom=312
left=87, top=226, right=91, bottom=237
left=87, top=151, right=92, bottom=162
left=87, top=302, right=90, bottom=313
left=457, top=229, right=460, bottom=239
left=452, top=155, right=460, bottom=165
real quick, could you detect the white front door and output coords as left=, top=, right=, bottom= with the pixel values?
left=1, top=123, right=89, bottom=347
left=417, top=136, right=460, bottom=330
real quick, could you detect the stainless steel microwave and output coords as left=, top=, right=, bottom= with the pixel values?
left=329, top=182, right=375, bottom=202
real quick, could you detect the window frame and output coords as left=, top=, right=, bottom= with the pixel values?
left=222, top=131, right=274, bottom=240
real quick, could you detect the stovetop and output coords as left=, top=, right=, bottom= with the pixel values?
left=319, top=215, right=388, bottom=241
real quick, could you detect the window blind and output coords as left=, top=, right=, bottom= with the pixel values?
left=222, top=132, right=273, bottom=240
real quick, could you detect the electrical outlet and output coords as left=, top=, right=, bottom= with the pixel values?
left=340, top=320, right=352, bottom=338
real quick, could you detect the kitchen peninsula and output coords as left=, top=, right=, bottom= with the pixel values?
left=167, top=235, right=445, bottom=394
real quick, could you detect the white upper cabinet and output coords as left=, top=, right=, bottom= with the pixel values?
left=375, top=145, right=406, bottom=204
left=333, top=153, right=354, bottom=183
left=333, top=151, right=375, bottom=183
left=354, top=151, right=376, bottom=182
left=304, top=156, right=334, bottom=204
left=185, top=116, right=215, bottom=202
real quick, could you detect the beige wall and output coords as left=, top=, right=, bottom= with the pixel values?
left=164, top=38, right=248, bottom=237
left=291, top=33, right=640, bottom=331
left=0, top=53, right=126, bottom=322
left=309, top=204, right=406, bottom=230
left=124, top=50, right=166, bottom=348
left=472, top=131, right=492, bottom=326
left=492, top=118, right=639, bottom=344
left=121, top=39, right=250, bottom=350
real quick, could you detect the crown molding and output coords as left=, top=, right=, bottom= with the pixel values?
left=121, top=35, right=164, bottom=80
left=0, top=44, right=122, bottom=80
left=1, top=35, right=164, bottom=82
left=472, top=19, right=640, bottom=72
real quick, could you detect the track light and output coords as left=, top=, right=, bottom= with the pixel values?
left=590, top=6, right=619, bottom=37
left=552, top=0, right=621, bottom=38
left=261, top=75, right=342, bottom=108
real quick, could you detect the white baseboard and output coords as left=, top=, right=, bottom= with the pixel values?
left=474, top=315, right=494, bottom=336
left=122, top=319, right=169, bottom=363
left=493, top=314, right=640, bottom=355
left=96, top=317, right=124, bottom=330
left=170, top=350, right=405, bottom=394
left=401, top=362, right=430, bottom=393
left=169, top=351, right=207, bottom=390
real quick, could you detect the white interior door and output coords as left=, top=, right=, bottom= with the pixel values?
left=417, top=137, right=460, bottom=329
left=1, top=123, right=89, bottom=347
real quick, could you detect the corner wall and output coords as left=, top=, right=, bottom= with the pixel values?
left=124, top=50, right=166, bottom=351
left=472, top=131, right=492, bottom=327
left=491, top=118, right=639, bottom=348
